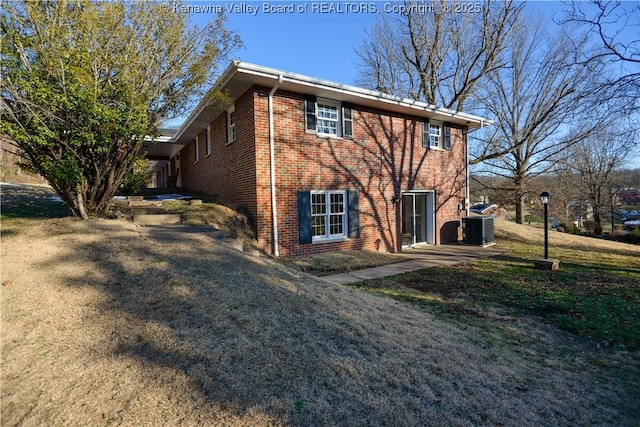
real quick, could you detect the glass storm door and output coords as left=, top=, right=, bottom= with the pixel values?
left=402, top=192, right=435, bottom=246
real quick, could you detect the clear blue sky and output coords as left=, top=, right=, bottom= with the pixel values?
left=188, top=0, right=378, bottom=84
left=181, top=1, right=639, bottom=169
left=185, top=0, right=607, bottom=85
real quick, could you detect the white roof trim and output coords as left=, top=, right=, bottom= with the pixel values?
left=172, top=61, right=492, bottom=143
left=234, top=61, right=488, bottom=124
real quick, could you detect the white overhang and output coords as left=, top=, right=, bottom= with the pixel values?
left=141, top=132, right=183, bottom=159
left=173, top=61, right=493, bottom=145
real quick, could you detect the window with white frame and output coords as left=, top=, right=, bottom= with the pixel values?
left=227, top=106, right=236, bottom=143
left=205, top=125, right=211, bottom=156
left=193, top=137, right=199, bottom=163
left=305, top=96, right=353, bottom=138
left=422, top=120, right=452, bottom=150
left=428, top=121, right=442, bottom=148
left=316, top=101, right=339, bottom=136
left=311, top=191, right=346, bottom=240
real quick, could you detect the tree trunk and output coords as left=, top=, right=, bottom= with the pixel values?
left=610, top=205, right=615, bottom=234
left=515, top=193, right=525, bottom=224
left=593, top=210, right=603, bottom=235
left=76, top=187, right=89, bottom=220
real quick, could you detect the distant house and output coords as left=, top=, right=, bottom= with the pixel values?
left=155, top=62, right=490, bottom=256
left=618, top=188, right=640, bottom=206
left=568, top=199, right=593, bottom=225
left=623, top=212, right=640, bottom=230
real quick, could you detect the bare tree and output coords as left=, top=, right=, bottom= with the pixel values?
left=561, top=0, right=640, bottom=112
left=471, top=14, right=611, bottom=223
left=561, top=127, right=638, bottom=234
left=356, top=0, right=523, bottom=111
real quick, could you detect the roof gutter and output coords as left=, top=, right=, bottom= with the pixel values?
left=172, top=61, right=241, bottom=143
left=235, top=62, right=492, bottom=128
left=268, top=75, right=283, bottom=256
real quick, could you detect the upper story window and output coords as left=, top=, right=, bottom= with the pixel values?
left=305, top=95, right=353, bottom=138
left=429, top=121, right=442, bottom=148
left=422, top=120, right=452, bottom=150
left=316, top=101, right=339, bottom=135
left=227, top=106, right=236, bottom=143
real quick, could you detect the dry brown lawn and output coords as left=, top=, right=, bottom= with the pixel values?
left=282, top=250, right=408, bottom=276
left=2, top=218, right=639, bottom=426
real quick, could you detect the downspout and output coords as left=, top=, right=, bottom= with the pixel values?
left=465, top=119, right=485, bottom=217
left=268, top=75, right=283, bottom=256
left=465, top=126, right=470, bottom=218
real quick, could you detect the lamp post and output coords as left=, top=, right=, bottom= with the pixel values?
left=540, top=191, right=551, bottom=259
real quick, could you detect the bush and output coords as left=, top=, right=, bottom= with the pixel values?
left=583, top=220, right=597, bottom=235
left=610, top=228, right=640, bottom=245
left=122, top=159, right=153, bottom=195
left=558, top=222, right=581, bottom=234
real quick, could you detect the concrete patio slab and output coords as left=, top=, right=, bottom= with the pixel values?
left=322, top=244, right=505, bottom=285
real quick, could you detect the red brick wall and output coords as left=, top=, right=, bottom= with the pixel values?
left=254, top=88, right=467, bottom=256
left=179, top=85, right=467, bottom=256
left=179, top=89, right=258, bottom=219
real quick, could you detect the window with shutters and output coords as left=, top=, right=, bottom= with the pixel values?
left=422, top=120, right=452, bottom=150
left=298, top=189, right=359, bottom=244
left=311, top=191, right=346, bottom=240
left=305, top=96, right=353, bottom=138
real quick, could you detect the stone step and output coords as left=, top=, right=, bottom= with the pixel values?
left=129, top=200, right=164, bottom=208
left=130, top=207, right=167, bottom=215
left=133, top=214, right=181, bottom=225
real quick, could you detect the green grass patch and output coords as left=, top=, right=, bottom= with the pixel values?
left=353, top=224, right=640, bottom=349
left=1, top=184, right=71, bottom=235
left=1, top=193, right=70, bottom=219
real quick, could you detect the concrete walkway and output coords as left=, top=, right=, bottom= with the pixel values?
left=322, top=244, right=505, bottom=285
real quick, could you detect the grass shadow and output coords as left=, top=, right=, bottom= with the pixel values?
left=4, top=219, right=640, bottom=425
left=1, top=183, right=71, bottom=220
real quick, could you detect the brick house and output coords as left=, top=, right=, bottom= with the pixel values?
left=164, top=62, right=489, bottom=256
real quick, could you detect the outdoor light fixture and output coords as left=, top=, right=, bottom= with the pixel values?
left=540, top=191, right=551, bottom=206
left=391, top=195, right=401, bottom=205
left=534, top=191, right=559, bottom=270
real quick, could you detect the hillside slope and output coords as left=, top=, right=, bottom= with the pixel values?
left=1, top=218, right=638, bottom=425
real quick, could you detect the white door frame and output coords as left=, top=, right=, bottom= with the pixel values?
left=402, top=190, right=436, bottom=247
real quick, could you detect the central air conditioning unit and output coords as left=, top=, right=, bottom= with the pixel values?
left=462, top=216, right=495, bottom=246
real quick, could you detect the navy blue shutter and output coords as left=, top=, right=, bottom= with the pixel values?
left=342, top=103, right=353, bottom=138
left=305, top=95, right=317, bottom=132
left=347, top=190, right=360, bottom=238
left=444, top=124, right=451, bottom=150
left=298, top=190, right=312, bottom=244
left=422, top=120, right=429, bottom=148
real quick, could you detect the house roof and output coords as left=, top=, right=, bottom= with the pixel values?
left=173, top=61, right=493, bottom=145
left=141, top=127, right=183, bottom=160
